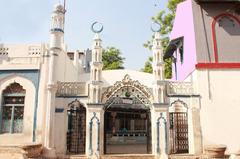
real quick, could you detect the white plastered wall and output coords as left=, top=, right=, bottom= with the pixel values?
left=195, top=69, right=240, bottom=154
left=54, top=50, right=78, bottom=82
left=0, top=75, right=36, bottom=144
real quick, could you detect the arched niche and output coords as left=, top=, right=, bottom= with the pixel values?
left=211, top=13, right=240, bottom=62
left=0, top=75, right=36, bottom=144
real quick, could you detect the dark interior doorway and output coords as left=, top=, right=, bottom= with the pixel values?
left=104, top=103, right=151, bottom=154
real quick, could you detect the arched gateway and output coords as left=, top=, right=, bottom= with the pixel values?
left=66, top=100, right=86, bottom=154
left=102, top=75, right=153, bottom=154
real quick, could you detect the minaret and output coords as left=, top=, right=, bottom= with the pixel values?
left=50, top=4, right=65, bottom=50
left=152, top=32, right=166, bottom=103
left=48, top=4, right=65, bottom=84
left=44, top=4, right=65, bottom=157
left=89, top=33, right=103, bottom=103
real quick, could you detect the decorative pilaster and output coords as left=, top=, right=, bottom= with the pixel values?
left=89, top=23, right=103, bottom=104
left=156, top=113, right=168, bottom=155
left=89, top=112, right=100, bottom=156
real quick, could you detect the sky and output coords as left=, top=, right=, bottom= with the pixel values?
left=0, top=0, right=167, bottom=70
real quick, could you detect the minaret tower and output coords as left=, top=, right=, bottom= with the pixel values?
left=44, top=4, right=65, bottom=158
left=48, top=4, right=65, bottom=84
left=89, top=23, right=103, bottom=103
left=152, top=31, right=166, bottom=103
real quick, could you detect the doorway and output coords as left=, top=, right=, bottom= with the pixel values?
left=66, top=101, right=86, bottom=154
left=104, top=102, right=151, bottom=154
left=169, top=112, right=188, bottom=154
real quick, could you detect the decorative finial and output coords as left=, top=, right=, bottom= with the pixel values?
left=54, top=4, right=65, bottom=13
left=91, top=22, right=104, bottom=34
left=151, top=21, right=161, bottom=33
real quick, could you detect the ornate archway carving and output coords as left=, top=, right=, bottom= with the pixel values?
left=101, top=74, right=153, bottom=106
left=68, top=99, right=85, bottom=110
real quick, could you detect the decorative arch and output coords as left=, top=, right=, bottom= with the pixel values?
left=1, top=82, right=26, bottom=133
left=169, top=99, right=188, bottom=113
left=101, top=74, right=153, bottom=107
left=211, top=13, right=240, bottom=63
left=0, top=75, right=36, bottom=142
left=66, top=99, right=86, bottom=154
left=67, top=99, right=86, bottom=110
left=102, top=75, right=153, bottom=154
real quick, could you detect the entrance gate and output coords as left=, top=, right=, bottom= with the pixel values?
left=101, top=75, right=153, bottom=154
left=67, top=101, right=86, bottom=154
left=104, top=105, right=151, bottom=154
left=169, top=112, right=188, bottom=154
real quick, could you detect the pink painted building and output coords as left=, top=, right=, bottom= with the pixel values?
left=164, top=0, right=240, bottom=156
left=164, top=0, right=240, bottom=81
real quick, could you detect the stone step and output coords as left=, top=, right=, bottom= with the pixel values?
left=169, top=154, right=230, bottom=159
left=64, top=155, right=88, bottom=159
left=169, top=154, right=201, bottom=159
left=101, top=154, right=155, bottom=159
left=63, top=154, right=154, bottom=159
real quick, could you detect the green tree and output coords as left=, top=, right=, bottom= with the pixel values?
left=142, top=0, right=183, bottom=78
left=141, top=57, right=153, bottom=73
left=102, top=47, right=125, bottom=70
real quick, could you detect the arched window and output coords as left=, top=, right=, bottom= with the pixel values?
left=212, top=13, right=240, bottom=62
left=1, top=83, right=25, bottom=134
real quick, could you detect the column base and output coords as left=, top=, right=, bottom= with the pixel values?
left=155, top=153, right=168, bottom=159
left=42, top=147, right=57, bottom=159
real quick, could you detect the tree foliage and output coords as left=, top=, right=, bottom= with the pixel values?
left=142, top=0, right=183, bottom=78
left=141, top=57, right=153, bottom=73
left=102, top=47, right=125, bottom=70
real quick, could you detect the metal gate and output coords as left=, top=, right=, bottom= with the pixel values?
left=67, top=106, right=86, bottom=154
left=147, top=112, right=152, bottom=154
left=169, top=112, right=188, bottom=154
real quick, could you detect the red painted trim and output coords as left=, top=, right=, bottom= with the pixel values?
left=211, top=13, right=240, bottom=63
left=196, top=63, right=240, bottom=69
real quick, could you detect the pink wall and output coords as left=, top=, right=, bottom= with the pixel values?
left=170, top=0, right=197, bottom=81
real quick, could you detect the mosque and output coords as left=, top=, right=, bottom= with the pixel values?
left=0, top=0, right=239, bottom=159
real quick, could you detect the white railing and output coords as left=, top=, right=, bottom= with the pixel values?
left=56, top=82, right=88, bottom=97
left=167, top=82, right=195, bottom=95
left=0, top=57, right=40, bottom=65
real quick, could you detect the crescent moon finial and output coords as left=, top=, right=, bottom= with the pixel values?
left=91, top=21, right=104, bottom=33
left=151, top=21, right=161, bottom=33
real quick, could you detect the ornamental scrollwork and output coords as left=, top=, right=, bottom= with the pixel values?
left=101, top=74, right=153, bottom=105
left=167, top=82, right=194, bottom=95
left=56, top=82, right=87, bottom=97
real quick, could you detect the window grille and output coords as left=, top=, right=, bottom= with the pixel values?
left=1, top=83, right=25, bottom=134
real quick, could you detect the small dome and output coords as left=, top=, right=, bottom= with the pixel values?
left=54, top=4, right=65, bottom=13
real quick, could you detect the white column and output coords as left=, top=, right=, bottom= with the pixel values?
left=152, top=31, right=169, bottom=159
left=89, top=33, right=103, bottom=104
left=43, top=4, right=65, bottom=158
left=45, top=84, right=57, bottom=147
left=43, top=52, right=59, bottom=158
left=152, top=32, right=166, bottom=104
